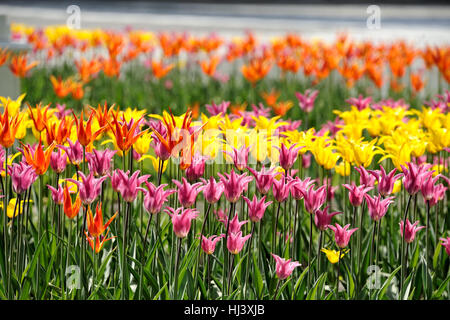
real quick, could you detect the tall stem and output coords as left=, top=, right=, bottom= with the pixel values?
left=400, top=194, right=413, bottom=295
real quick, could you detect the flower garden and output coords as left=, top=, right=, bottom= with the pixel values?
left=0, top=23, right=448, bottom=300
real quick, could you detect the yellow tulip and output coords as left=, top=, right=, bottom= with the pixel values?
left=321, top=248, right=349, bottom=264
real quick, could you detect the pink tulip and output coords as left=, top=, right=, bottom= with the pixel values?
left=355, top=166, right=376, bottom=187
left=47, top=184, right=66, bottom=205
left=8, top=162, right=37, bottom=194
left=314, top=206, right=341, bottom=231
left=272, top=175, right=295, bottom=203
left=218, top=169, right=253, bottom=203
left=59, top=138, right=83, bottom=165
left=346, top=95, right=372, bottom=111
left=440, top=237, right=450, bottom=256
left=343, top=182, right=373, bottom=207
left=50, top=149, right=67, bottom=174
left=227, top=213, right=248, bottom=235
left=87, top=148, right=116, bottom=177
left=227, top=231, right=251, bottom=255
left=165, top=207, right=199, bottom=238
left=199, top=176, right=224, bottom=204
left=247, top=166, right=275, bottom=195
left=400, top=162, right=433, bottom=195
left=67, top=171, right=108, bottom=205
left=429, top=184, right=447, bottom=207
left=223, top=145, right=250, bottom=172
left=172, top=177, right=202, bottom=208
left=185, top=153, right=206, bottom=182
left=368, top=165, right=403, bottom=196
left=301, top=185, right=327, bottom=214
left=206, top=101, right=230, bottom=116
left=142, top=182, right=175, bottom=214
left=243, top=195, right=272, bottom=223
left=400, top=219, right=425, bottom=243
left=271, top=253, right=301, bottom=280
left=276, top=143, right=303, bottom=171
left=328, top=223, right=358, bottom=248
left=290, top=177, right=314, bottom=200
left=295, top=89, right=319, bottom=113
left=364, top=194, right=395, bottom=221
left=115, top=170, right=150, bottom=203
left=201, top=234, right=225, bottom=255
left=421, top=174, right=447, bottom=201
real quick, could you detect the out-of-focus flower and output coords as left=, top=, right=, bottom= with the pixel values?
left=321, top=248, right=349, bottom=264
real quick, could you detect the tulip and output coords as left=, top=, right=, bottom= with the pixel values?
left=276, top=143, right=303, bottom=171
left=346, top=95, right=372, bottom=111
left=227, top=231, right=251, bottom=255
left=301, top=185, right=327, bottom=214
left=87, top=149, right=116, bottom=177
left=63, top=185, right=82, bottom=219
left=218, top=169, right=253, bottom=203
left=272, top=175, right=295, bottom=203
left=8, top=162, right=37, bottom=194
left=400, top=162, right=433, bottom=195
left=271, top=253, right=301, bottom=280
left=247, top=166, right=275, bottom=195
left=364, top=194, right=395, bottom=222
left=165, top=207, right=199, bottom=238
left=201, top=234, right=225, bottom=255
left=142, top=182, right=175, bottom=215
left=47, top=184, right=65, bottom=205
left=185, top=153, right=206, bottom=182
left=355, top=166, right=376, bottom=187
left=328, top=223, right=358, bottom=248
left=86, top=202, right=118, bottom=238
left=227, top=213, right=248, bottom=235
left=59, top=138, right=83, bottom=165
left=116, top=170, right=150, bottom=203
left=321, top=248, right=349, bottom=264
left=50, top=149, right=68, bottom=174
left=85, top=230, right=115, bottom=254
left=369, top=166, right=403, bottom=196
left=314, top=206, right=341, bottom=231
left=295, top=89, right=318, bottom=113
left=243, top=195, right=272, bottom=223
left=440, top=237, right=450, bottom=257
left=199, top=176, right=224, bottom=204
left=67, top=171, right=108, bottom=205
left=206, top=101, right=230, bottom=116
left=290, top=177, right=314, bottom=200
left=223, top=145, right=250, bottom=172
left=172, top=177, right=202, bottom=208
left=400, top=219, right=425, bottom=244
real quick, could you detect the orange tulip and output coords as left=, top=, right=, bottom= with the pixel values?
left=73, top=110, right=107, bottom=147
left=0, top=47, right=10, bottom=67
left=86, top=202, right=117, bottom=238
left=261, top=89, right=280, bottom=107
left=71, top=81, right=84, bottom=100
left=200, top=56, right=220, bottom=77
left=411, top=72, right=425, bottom=92
left=102, top=58, right=121, bottom=78
left=50, top=75, right=73, bottom=98
left=28, top=102, right=51, bottom=133
left=272, top=101, right=293, bottom=117
left=85, top=229, right=115, bottom=253
left=63, top=184, right=82, bottom=219
left=9, top=53, right=38, bottom=77
left=90, top=101, right=115, bottom=128
left=21, top=138, right=56, bottom=175
left=75, top=57, right=102, bottom=83
left=0, top=106, right=23, bottom=148
left=241, top=57, right=272, bottom=85
left=44, top=117, right=74, bottom=146
left=151, top=59, right=174, bottom=79
left=108, top=110, right=147, bottom=152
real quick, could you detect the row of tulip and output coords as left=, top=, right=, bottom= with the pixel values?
left=0, top=84, right=448, bottom=299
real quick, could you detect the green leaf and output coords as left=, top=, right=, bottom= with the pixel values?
left=252, top=253, right=263, bottom=299
left=377, top=266, right=401, bottom=300
left=292, top=265, right=309, bottom=300
left=431, top=274, right=450, bottom=299
left=433, top=244, right=441, bottom=270
left=306, top=272, right=327, bottom=300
